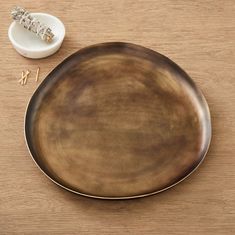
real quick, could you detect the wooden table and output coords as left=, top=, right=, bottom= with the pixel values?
left=1, top=1, right=234, bottom=234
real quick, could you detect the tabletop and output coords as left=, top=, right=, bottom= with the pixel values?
left=0, top=0, right=235, bottom=234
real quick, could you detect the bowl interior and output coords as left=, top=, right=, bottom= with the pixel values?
left=10, top=13, right=65, bottom=51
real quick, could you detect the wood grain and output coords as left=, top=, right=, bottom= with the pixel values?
left=0, top=0, right=234, bottom=234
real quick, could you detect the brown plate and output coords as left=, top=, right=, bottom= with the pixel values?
left=25, top=42, right=211, bottom=199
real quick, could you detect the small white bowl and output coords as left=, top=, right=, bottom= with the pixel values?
left=8, top=13, right=65, bottom=59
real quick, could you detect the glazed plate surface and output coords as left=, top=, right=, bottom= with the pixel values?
left=25, top=42, right=211, bottom=199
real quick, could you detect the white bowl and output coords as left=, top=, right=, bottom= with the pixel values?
left=8, top=13, right=65, bottom=59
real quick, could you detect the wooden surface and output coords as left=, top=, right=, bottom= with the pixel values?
left=0, top=0, right=234, bottom=234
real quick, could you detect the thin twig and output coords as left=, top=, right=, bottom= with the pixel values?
left=18, top=71, right=26, bottom=83
left=35, top=67, right=40, bottom=82
left=23, top=70, right=30, bottom=85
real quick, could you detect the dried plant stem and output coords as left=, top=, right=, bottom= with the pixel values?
left=24, top=70, right=30, bottom=85
left=18, top=70, right=30, bottom=85
left=35, top=67, right=40, bottom=82
left=18, top=71, right=25, bottom=83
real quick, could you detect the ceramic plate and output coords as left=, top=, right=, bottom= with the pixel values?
left=25, top=42, right=211, bottom=199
